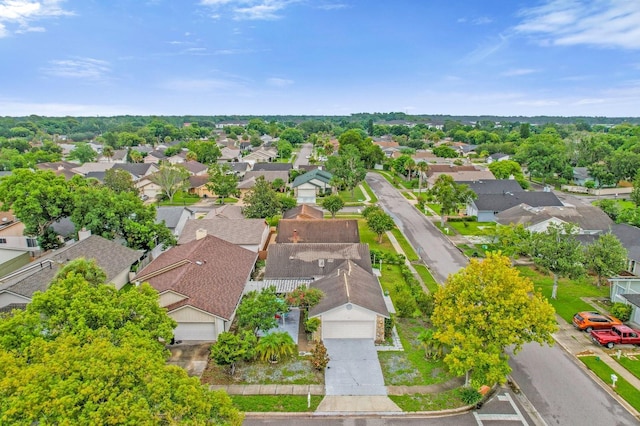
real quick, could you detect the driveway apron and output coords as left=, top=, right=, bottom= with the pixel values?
left=323, top=339, right=387, bottom=396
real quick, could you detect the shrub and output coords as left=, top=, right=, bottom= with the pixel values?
left=384, top=317, right=394, bottom=339
left=310, top=341, right=330, bottom=370
left=447, top=216, right=477, bottom=222
left=610, top=302, right=632, bottom=322
left=395, top=291, right=419, bottom=318
left=458, top=387, right=483, bottom=405
left=305, top=317, right=321, bottom=334
left=415, top=292, right=434, bottom=317
left=256, top=332, right=296, bottom=363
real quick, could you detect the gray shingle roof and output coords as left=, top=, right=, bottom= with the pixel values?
left=264, top=243, right=372, bottom=279
left=0, top=235, right=143, bottom=299
left=178, top=217, right=267, bottom=246
left=252, top=163, right=293, bottom=172
left=609, top=223, right=640, bottom=262
left=136, top=235, right=257, bottom=320
left=622, top=293, right=640, bottom=308
left=156, top=207, right=194, bottom=230
left=473, top=191, right=563, bottom=212
left=275, top=219, right=360, bottom=244
left=458, top=179, right=524, bottom=195
left=112, top=163, right=157, bottom=178
left=291, top=169, right=333, bottom=188
left=309, top=260, right=389, bottom=318
left=496, top=203, right=613, bottom=232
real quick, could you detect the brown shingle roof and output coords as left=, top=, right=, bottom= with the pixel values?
left=264, top=243, right=372, bottom=279
left=188, top=174, right=209, bottom=189
left=135, top=235, right=257, bottom=320
left=282, top=204, right=324, bottom=220
left=275, top=219, right=359, bottom=243
left=178, top=217, right=267, bottom=246
left=309, top=260, right=389, bottom=318
left=426, top=164, right=478, bottom=177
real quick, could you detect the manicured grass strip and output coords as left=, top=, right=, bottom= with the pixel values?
left=616, top=357, right=640, bottom=381
left=426, top=203, right=442, bottom=214
left=413, top=264, right=440, bottom=293
left=158, top=192, right=201, bottom=206
left=390, top=228, right=419, bottom=261
left=581, top=356, right=640, bottom=412
left=402, top=192, right=414, bottom=200
left=515, top=266, right=608, bottom=323
left=230, top=395, right=323, bottom=412
left=447, top=221, right=496, bottom=236
left=389, top=389, right=465, bottom=411
left=361, top=181, right=378, bottom=203
left=338, top=186, right=365, bottom=203
left=358, top=219, right=395, bottom=252
left=374, top=170, right=402, bottom=188
left=377, top=264, right=405, bottom=301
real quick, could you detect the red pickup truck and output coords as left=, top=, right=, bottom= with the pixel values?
left=590, top=325, right=640, bottom=349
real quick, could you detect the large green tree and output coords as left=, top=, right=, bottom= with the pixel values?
left=321, top=195, right=345, bottom=218
left=488, top=160, right=528, bottom=189
left=103, top=168, right=138, bottom=195
left=532, top=223, right=585, bottom=299
left=207, top=164, right=240, bottom=203
left=432, top=252, right=557, bottom=387
left=235, top=287, right=288, bottom=336
left=430, top=175, right=476, bottom=227
left=149, top=164, right=190, bottom=203
left=68, top=142, right=97, bottom=164
left=585, top=233, right=628, bottom=285
left=325, top=145, right=367, bottom=197
left=242, top=176, right=283, bottom=219
left=0, top=261, right=242, bottom=425
left=0, top=169, right=73, bottom=249
left=363, top=206, right=395, bottom=243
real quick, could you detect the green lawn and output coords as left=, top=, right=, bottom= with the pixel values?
left=427, top=203, right=442, bottom=215
left=390, top=228, right=419, bottom=261
left=581, top=356, right=640, bottom=412
left=413, top=264, right=440, bottom=293
left=378, top=317, right=456, bottom=386
left=402, top=192, right=415, bottom=200
left=358, top=219, right=395, bottom=252
left=389, top=389, right=466, bottom=412
left=361, top=180, right=378, bottom=203
left=515, top=266, right=609, bottom=323
left=230, top=395, right=323, bottom=412
left=158, top=191, right=201, bottom=206
left=616, top=356, right=640, bottom=381
left=593, top=199, right=635, bottom=210
left=374, top=170, right=403, bottom=189
left=337, top=186, right=365, bottom=203
left=447, top=222, right=496, bottom=236
left=377, top=264, right=406, bottom=301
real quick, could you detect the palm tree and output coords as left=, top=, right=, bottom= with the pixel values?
left=102, top=145, right=114, bottom=162
left=405, top=158, right=416, bottom=180
left=418, top=329, right=447, bottom=360
left=186, top=151, right=198, bottom=162
left=256, top=332, right=297, bottom=363
left=416, top=161, right=429, bottom=194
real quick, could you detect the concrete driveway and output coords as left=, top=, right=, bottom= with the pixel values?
left=323, top=339, right=387, bottom=396
left=167, top=342, right=211, bottom=377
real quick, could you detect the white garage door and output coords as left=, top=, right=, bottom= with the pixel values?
left=174, top=322, right=216, bottom=341
left=322, top=321, right=374, bottom=339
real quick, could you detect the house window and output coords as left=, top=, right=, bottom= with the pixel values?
left=26, top=237, right=38, bottom=248
left=0, top=238, right=6, bottom=244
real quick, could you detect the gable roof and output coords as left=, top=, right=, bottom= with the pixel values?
left=622, top=293, right=640, bottom=308
left=224, top=162, right=250, bottom=173
left=276, top=219, right=360, bottom=244
left=178, top=217, right=267, bottom=246
left=496, top=203, right=613, bottom=231
left=188, top=174, right=209, bottom=189
left=426, top=164, right=478, bottom=177
left=181, top=161, right=208, bottom=175
left=204, top=205, right=245, bottom=220
left=264, top=243, right=372, bottom=279
left=112, top=163, right=158, bottom=178
left=291, top=169, right=333, bottom=188
left=283, top=204, right=324, bottom=220
left=609, top=223, right=640, bottom=261
left=156, top=206, right=194, bottom=230
left=458, top=179, right=524, bottom=195
left=309, top=260, right=389, bottom=318
left=252, top=162, right=293, bottom=172
left=135, top=235, right=257, bottom=320
left=488, top=153, right=509, bottom=160
left=242, top=170, right=289, bottom=184
left=0, top=235, right=143, bottom=299
left=473, top=191, right=563, bottom=212
left=71, top=162, right=115, bottom=175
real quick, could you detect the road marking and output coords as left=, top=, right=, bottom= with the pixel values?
left=474, top=393, right=530, bottom=426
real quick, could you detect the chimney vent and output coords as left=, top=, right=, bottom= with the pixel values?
left=78, top=227, right=91, bottom=241
left=292, top=229, right=299, bottom=243
left=195, top=228, right=207, bottom=240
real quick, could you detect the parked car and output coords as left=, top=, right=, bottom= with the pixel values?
left=591, top=325, right=640, bottom=349
left=572, top=311, right=622, bottom=332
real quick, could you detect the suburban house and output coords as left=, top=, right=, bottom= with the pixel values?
left=251, top=162, right=293, bottom=173
left=275, top=219, right=360, bottom=244
left=0, top=234, right=143, bottom=312
left=144, top=150, right=167, bottom=164
left=242, top=148, right=278, bottom=164
left=609, top=276, right=640, bottom=326
left=283, top=204, right=324, bottom=220
left=241, top=170, right=290, bottom=186
left=181, top=161, right=208, bottom=176
left=98, top=148, right=127, bottom=163
left=36, top=161, right=78, bottom=180
left=156, top=206, right=195, bottom=237
left=135, top=174, right=163, bottom=200
left=71, top=162, right=115, bottom=176
left=0, top=248, right=31, bottom=278
left=291, top=169, right=334, bottom=204
left=460, top=179, right=524, bottom=196
left=188, top=175, right=213, bottom=198
left=204, top=205, right=246, bottom=220
left=578, top=223, right=640, bottom=276
left=467, top=191, right=564, bottom=222
left=487, top=153, right=510, bottom=164
left=134, top=234, right=257, bottom=341
left=219, top=147, right=242, bottom=162
left=0, top=211, right=38, bottom=253
left=264, top=243, right=371, bottom=280
left=573, top=167, right=597, bottom=187
left=496, top=203, right=613, bottom=235
left=309, top=260, right=389, bottom=341
left=223, top=162, right=251, bottom=178
left=425, top=165, right=495, bottom=188
left=112, top=163, right=159, bottom=181
left=178, top=218, right=270, bottom=253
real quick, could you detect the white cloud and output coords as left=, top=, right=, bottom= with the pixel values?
left=316, top=3, right=348, bottom=11
left=515, top=0, right=640, bottom=49
left=501, top=68, right=539, bottom=77
left=42, top=57, right=111, bottom=80
left=199, top=0, right=298, bottom=21
left=0, top=0, right=73, bottom=37
left=267, top=77, right=293, bottom=87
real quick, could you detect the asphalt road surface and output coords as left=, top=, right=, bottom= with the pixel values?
left=365, top=172, right=468, bottom=283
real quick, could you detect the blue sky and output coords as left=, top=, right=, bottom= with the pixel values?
left=0, top=0, right=639, bottom=117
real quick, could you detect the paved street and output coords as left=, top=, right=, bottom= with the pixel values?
left=365, top=172, right=468, bottom=283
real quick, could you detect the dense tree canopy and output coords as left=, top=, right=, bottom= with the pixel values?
left=242, top=176, right=283, bottom=219
left=432, top=252, right=557, bottom=387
